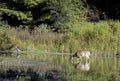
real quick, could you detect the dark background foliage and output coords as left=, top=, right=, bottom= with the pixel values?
left=0, top=0, right=120, bottom=32
left=84, top=0, right=120, bottom=20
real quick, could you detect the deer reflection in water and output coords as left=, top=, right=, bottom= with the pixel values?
left=74, top=61, right=90, bottom=71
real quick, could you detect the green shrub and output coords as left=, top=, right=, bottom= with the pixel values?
left=0, top=31, right=14, bottom=51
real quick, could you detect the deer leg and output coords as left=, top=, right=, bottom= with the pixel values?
left=86, top=56, right=90, bottom=63
left=79, top=56, right=82, bottom=63
left=70, top=56, right=74, bottom=64
left=76, top=57, right=80, bottom=63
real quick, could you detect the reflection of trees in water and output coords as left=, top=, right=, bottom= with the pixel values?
left=0, top=68, right=40, bottom=81
left=0, top=68, right=67, bottom=81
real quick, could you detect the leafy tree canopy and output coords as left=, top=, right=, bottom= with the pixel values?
left=0, top=0, right=85, bottom=32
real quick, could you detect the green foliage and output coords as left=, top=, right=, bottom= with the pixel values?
left=13, top=0, right=45, bottom=8
left=110, top=74, right=120, bottom=81
left=1, top=0, right=120, bottom=53
left=0, top=0, right=85, bottom=32
left=0, top=8, right=32, bottom=21
left=0, top=28, right=14, bottom=51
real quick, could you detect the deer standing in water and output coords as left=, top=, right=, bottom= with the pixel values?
left=70, top=50, right=91, bottom=63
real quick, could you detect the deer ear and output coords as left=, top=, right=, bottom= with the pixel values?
left=75, top=52, right=77, bottom=54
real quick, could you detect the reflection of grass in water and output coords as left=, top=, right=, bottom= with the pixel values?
left=0, top=54, right=120, bottom=81
left=59, top=56, right=120, bottom=81
left=88, top=58, right=120, bottom=81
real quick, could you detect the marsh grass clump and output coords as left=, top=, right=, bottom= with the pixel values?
left=67, top=21, right=120, bottom=53
left=110, top=74, right=120, bottom=81
left=0, top=28, right=14, bottom=52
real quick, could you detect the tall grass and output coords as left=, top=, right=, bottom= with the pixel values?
left=67, top=21, right=120, bottom=53
left=0, top=21, right=120, bottom=54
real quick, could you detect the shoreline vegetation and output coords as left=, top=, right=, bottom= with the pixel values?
left=1, top=20, right=120, bottom=54
left=0, top=0, right=120, bottom=55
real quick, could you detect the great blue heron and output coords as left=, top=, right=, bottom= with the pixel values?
left=15, top=46, right=21, bottom=59
left=16, top=46, right=21, bottom=52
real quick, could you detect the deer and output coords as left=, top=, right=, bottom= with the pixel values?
left=70, top=50, right=91, bottom=63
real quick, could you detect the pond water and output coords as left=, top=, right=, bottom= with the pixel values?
left=0, top=53, right=119, bottom=81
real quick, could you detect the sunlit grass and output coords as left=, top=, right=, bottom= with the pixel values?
left=1, top=21, right=120, bottom=54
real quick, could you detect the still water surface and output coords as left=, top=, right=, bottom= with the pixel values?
left=0, top=53, right=119, bottom=81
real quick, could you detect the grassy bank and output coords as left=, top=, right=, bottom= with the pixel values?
left=0, top=20, right=120, bottom=54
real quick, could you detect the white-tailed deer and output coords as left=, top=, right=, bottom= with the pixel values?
left=70, top=50, right=91, bottom=62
